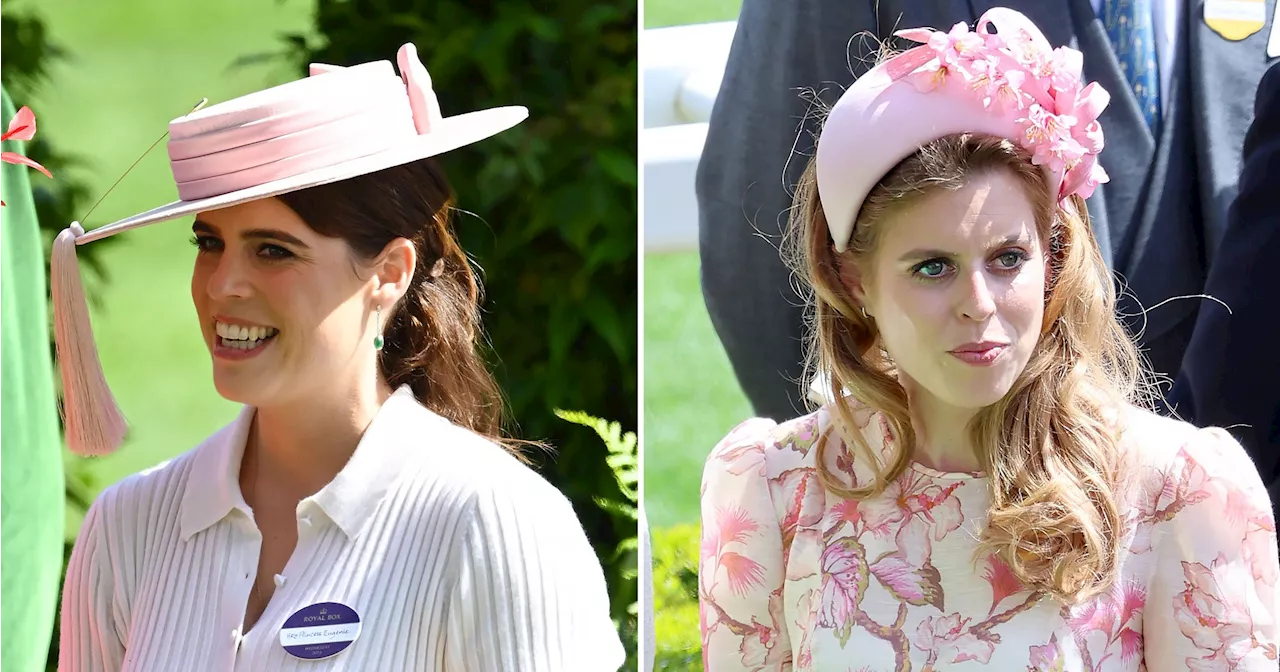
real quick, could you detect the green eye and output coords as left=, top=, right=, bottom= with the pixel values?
left=997, top=252, right=1023, bottom=268
left=917, top=260, right=947, bottom=278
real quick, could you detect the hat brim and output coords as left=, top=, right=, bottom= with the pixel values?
left=77, top=105, right=528, bottom=244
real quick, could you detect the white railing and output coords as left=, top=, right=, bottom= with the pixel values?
left=642, top=21, right=736, bottom=252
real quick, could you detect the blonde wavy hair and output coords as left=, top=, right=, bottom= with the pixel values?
left=786, top=131, right=1155, bottom=604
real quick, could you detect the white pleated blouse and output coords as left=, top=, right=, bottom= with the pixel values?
left=58, top=386, right=625, bottom=671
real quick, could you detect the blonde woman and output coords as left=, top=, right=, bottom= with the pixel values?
left=698, top=8, right=1278, bottom=671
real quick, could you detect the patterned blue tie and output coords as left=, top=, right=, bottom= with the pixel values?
left=1100, top=0, right=1160, bottom=135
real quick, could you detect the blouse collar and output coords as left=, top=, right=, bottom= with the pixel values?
left=179, top=385, right=437, bottom=541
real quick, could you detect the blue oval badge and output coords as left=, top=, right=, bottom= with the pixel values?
left=279, top=601, right=361, bottom=660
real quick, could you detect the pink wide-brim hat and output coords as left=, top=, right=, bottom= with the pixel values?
left=51, top=42, right=528, bottom=457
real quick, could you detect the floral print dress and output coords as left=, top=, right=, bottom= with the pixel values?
left=699, top=403, right=1279, bottom=671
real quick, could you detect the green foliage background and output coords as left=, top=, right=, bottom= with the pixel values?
left=652, top=524, right=702, bottom=670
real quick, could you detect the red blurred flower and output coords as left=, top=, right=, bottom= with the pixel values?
left=2, top=105, right=53, bottom=206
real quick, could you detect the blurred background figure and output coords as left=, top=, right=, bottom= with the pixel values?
left=1, top=0, right=638, bottom=667
left=1167, top=60, right=1280, bottom=518
left=1, top=85, right=65, bottom=672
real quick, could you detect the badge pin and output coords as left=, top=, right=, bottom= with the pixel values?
left=1204, top=0, right=1267, bottom=41
left=279, top=601, right=362, bottom=660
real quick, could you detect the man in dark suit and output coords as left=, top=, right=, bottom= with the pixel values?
left=697, top=0, right=1274, bottom=421
left=1167, top=61, right=1280, bottom=514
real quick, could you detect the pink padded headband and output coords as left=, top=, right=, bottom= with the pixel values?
left=816, top=7, right=1110, bottom=252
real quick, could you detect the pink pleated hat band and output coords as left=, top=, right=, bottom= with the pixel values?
left=816, top=7, right=1111, bottom=252
left=168, top=45, right=439, bottom=201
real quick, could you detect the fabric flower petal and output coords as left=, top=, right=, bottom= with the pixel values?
left=2, top=106, right=37, bottom=142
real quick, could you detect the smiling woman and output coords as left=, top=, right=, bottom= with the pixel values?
left=50, top=42, right=624, bottom=671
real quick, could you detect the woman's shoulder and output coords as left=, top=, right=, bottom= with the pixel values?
left=1115, top=403, right=1256, bottom=479
left=707, top=400, right=889, bottom=483
left=707, top=408, right=828, bottom=479
left=1113, top=411, right=1278, bottom=643
left=1114, top=404, right=1273, bottom=547
left=77, top=418, right=240, bottom=548
left=396, top=404, right=575, bottom=517
left=104, top=419, right=231, bottom=495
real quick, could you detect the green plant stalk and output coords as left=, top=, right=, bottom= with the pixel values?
left=0, top=81, right=64, bottom=670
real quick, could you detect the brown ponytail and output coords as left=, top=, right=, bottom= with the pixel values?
left=278, top=157, right=520, bottom=456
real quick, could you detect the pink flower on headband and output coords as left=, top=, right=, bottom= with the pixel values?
left=891, top=13, right=1110, bottom=202
left=1020, top=106, right=1077, bottom=172
left=988, top=70, right=1027, bottom=115
left=930, top=22, right=986, bottom=65
left=908, top=60, right=954, bottom=94
left=1, top=106, right=53, bottom=207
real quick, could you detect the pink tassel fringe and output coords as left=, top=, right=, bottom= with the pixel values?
left=51, top=222, right=127, bottom=456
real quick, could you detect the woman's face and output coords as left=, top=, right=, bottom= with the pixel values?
left=190, top=197, right=377, bottom=407
left=853, top=170, right=1046, bottom=410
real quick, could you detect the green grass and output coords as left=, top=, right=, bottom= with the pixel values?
left=643, top=252, right=751, bottom=528
left=643, top=0, right=740, bottom=28
left=25, top=0, right=313, bottom=525
left=642, top=0, right=748, bottom=529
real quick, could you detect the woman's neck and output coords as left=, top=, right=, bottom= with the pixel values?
left=248, top=380, right=394, bottom=499
left=905, top=385, right=985, bottom=474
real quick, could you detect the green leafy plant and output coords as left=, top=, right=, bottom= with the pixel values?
left=555, top=409, right=638, bottom=669
left=652, top=523, right=703, bottom=670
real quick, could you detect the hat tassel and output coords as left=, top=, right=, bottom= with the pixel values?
left=51, top=222, right=127, bottom=456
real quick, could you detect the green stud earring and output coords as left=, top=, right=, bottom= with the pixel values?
left=374, top=305, right=384, bottom=351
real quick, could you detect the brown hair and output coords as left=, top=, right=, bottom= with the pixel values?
left=786, top=132, right=1154, bottom=604
left=278, top=158, right=522, bottom=456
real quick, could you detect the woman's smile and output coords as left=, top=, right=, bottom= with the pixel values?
left=212, top=316, right=280, bottom=361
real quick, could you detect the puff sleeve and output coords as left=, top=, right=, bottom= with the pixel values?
left=1142, top=427, right=1280, bottom=670
left=699, top=419, right=792, bottom=671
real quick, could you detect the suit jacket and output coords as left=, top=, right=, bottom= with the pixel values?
left=1167, top=61, right=1280, bottom=512
left=696, top=0, right=1275, bottom=419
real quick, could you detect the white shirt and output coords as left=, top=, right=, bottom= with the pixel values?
left=1091, top=0, right=1180, bottom=118
left=58, top=386, right=624, bottom=671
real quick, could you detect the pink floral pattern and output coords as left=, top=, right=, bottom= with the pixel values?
left=888, top=9, right=1110, bottom=201
left=1029, top=633, right=1065, bottom=671
left=913, top=612, right=996, bottom=665
left=699, top=406, right=1279, bottom=670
